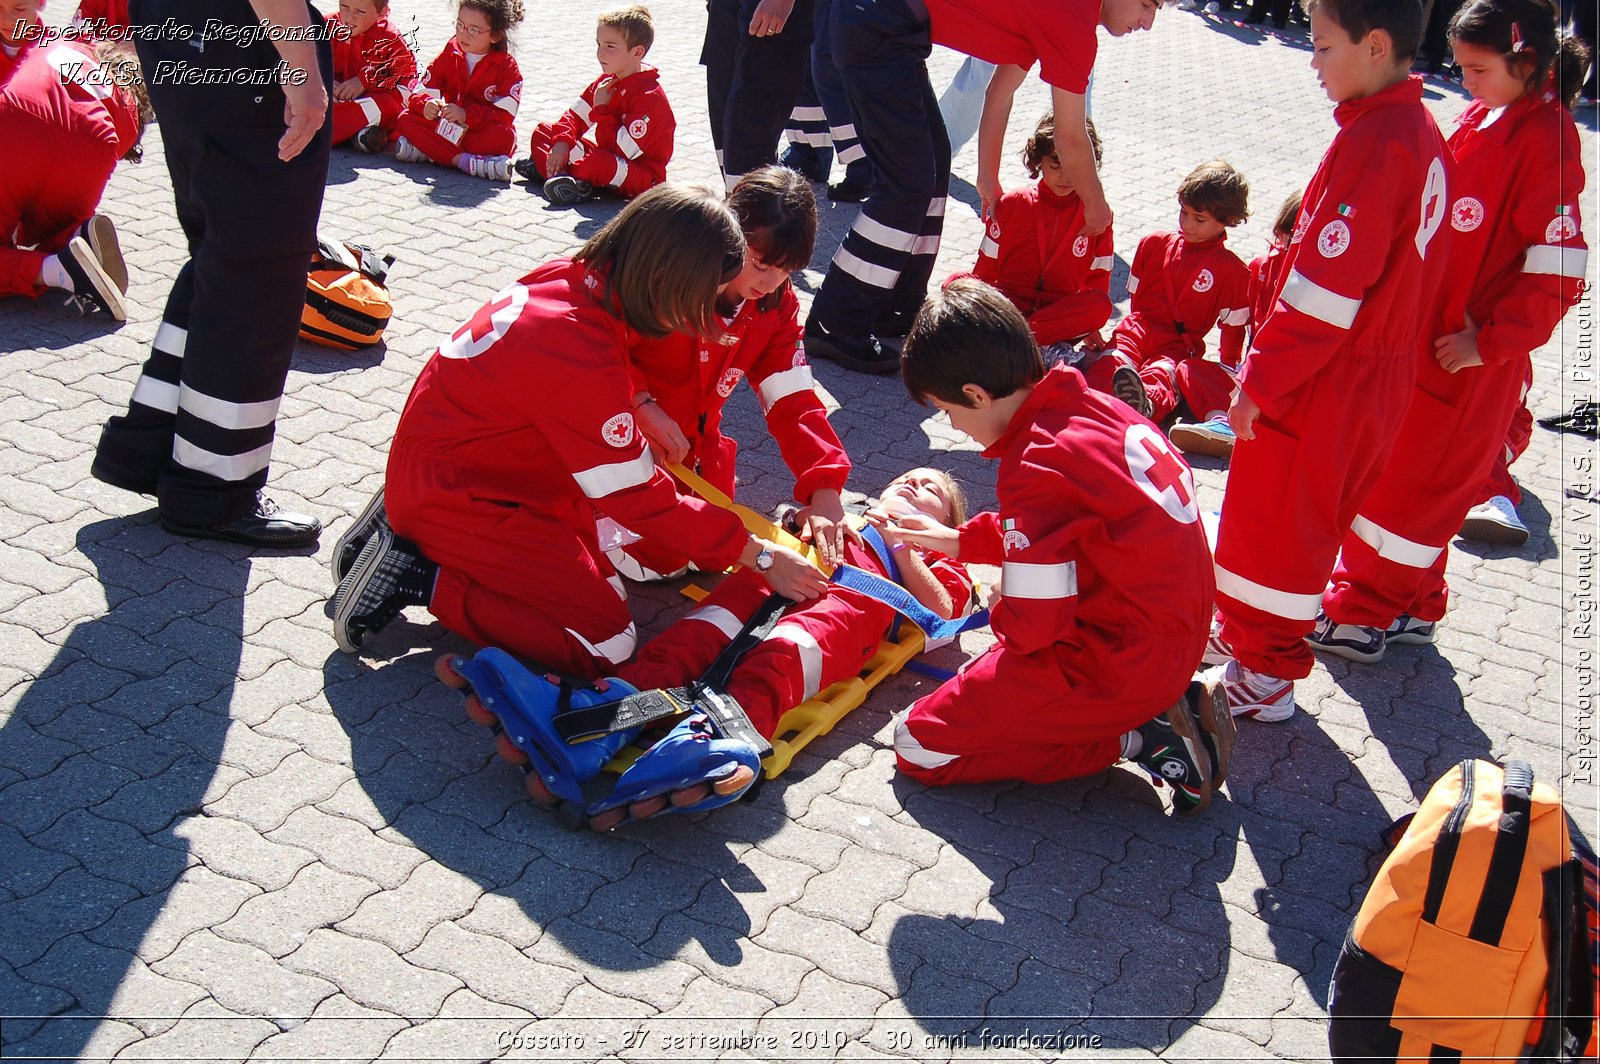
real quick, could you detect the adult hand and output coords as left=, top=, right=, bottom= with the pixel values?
left=592, top=76, right=615, bottom=107
left=1228, top=388, right=1261, bottom=441
left=333, top=77, right=363, bottom=102
left=278, top=74, right=329, bottom=161
left=803, top=488, right=849, bottom=569
left=762, top=543, right=829, bottom=601
left=1435, top=314, right=1483, bottom=373
left=635, top=400, right=689, bottom=465
left=870, top=510, right=959, bottom=557
left=749, top=0, right=795, bottom=37
left=1080, top=196, right=1112, bottom=237
left=977, top=171, right=1002, bottom=220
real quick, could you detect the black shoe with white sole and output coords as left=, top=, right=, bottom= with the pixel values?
left=330, top=486, right=391, bottom=584
left=78, top=215, right=127, bottom=294
left=331, top=528, right=435, bottom=652
left=161, top=493, right=322, bottom=548
left=59, top=237, right=126, bottom=321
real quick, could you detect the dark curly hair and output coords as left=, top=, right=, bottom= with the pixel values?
left=1021, top=111, right=1103, bottom=179
left=459, top=0, right=524, bottom=51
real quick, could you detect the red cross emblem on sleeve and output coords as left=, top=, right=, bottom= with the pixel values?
left=441, top=286, right=527, bottom=359
left=1124, top=424, right=1199, bottom=524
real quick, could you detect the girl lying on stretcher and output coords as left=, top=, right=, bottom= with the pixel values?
left=438, top=467, right=974, bottom=831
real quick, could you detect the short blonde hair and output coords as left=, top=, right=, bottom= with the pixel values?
left=598, top=4, right=654, bottom=52
left=576, top=184, right=745, bottom=340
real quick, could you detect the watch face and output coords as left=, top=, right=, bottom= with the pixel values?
left=757, top=548, right=774, bottom=571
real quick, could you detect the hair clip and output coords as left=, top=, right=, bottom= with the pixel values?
left=1509, top=21, right=1525, bottom=52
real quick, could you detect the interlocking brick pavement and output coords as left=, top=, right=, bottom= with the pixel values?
left=0, top=0, right=1596, bottom=1059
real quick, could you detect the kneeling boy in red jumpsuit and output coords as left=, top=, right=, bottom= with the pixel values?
left=887, top=278, right=1233, bottom=816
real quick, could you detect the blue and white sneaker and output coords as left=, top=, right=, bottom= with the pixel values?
left=1384, top=613, right=1437, bottom=646
left=1169, top=416, right=1237, bottom=459
left=1306, top=612, right=1386, bottom=664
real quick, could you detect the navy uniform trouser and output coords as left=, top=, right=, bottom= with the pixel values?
left=781, top=0, right=871, bottom=187
left=95, top=0, right=331, bottom=525
left=702, top=0, right=815, bottom=189
left=806, top=0, right=949, bottom=339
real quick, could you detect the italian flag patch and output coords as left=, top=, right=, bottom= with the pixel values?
left=1336, top=203, right=1357, bottom=218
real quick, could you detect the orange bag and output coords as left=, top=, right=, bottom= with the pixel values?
left=301, top=237, right=394, bottom=350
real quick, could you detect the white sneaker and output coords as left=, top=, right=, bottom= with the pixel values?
left=1458, top=495, right=1528, bottom=547
left=1218, top=659, right=1296, bottom=722
left=1384, top=613, right=1437, bottom=645
left=393, top=136, right=425, bottom=163
left=459, top=154, right=511, bottom=181
left=1204, top=1, right=1223, bottom=13
left=1177, top=0, right=1198, bottom=9
left=1201, top=622, right=1234, bottom=666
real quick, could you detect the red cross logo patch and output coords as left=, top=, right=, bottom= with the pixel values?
left=1547, top=214, right=1579, bottom=242
left=601, top=412, right=635, bottom=448
left=1450, top=197, right=1484, bottom=233
left=1192, top=268, right=1214, bottom=293
left=717, top=368, right=743, bottom=397
left=1072, top=235, right=1089, bottom=257
left=1317, top=219, right=1351, bottom=259
left=629, top=116, right=649, bottom=141
left=1124, top=424, right=1199, bottom=524
left=440, top=285, right=527, bottom=360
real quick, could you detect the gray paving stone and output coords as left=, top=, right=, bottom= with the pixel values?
left=251, top=992, right=409, bottom=1063
left=175, top=813, right=318, bottom=892
left=406, top=920, right=583, bottom=1015
left=642, top=912, right=816, bottom=1006
left=335, top=861, right=485, bottom=955
left=86, top=865, right=262, bottom=965
left=111, top=997, right=279, bottom=1061
left=215, top=861, right=381, bottom=959
left=264, top=805, right=428, bottom=891
left=282, top=928, right=463, bottom=1019
left=152, top=928, right=339, bottom=1020
left=528, top=916, right=702, bottom=1012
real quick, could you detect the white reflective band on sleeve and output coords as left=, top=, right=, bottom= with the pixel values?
left=1214, top=563, right=1323, bottom=621
left=607, top=574, right=627, bottom=600
left=154, top=321, right=188, bottom=358
left=572, top=449, right=655, bottom=499
left=1221, top=307, right=1250, bottom=326
left=173, top=436, right=274, bottom=482
left=893, top=710, right=959, bottom=770
left=1280, top=269, right=1360, bottom=329
left=569, top=143, right=587, bottom=163
left=757, top=366, right=816, bottom=411
left=610, top=155, right=629, bottom=189
left=415, top=81, right=442, bottom=99
left=1524, top=245, right=1589, bottom=278
left=494, top=94, right=518, bottom=116
left=853, top=214, right=922, bottom=254
left=570, top=97, right=591, bottom=122
left=1091, top=255, right=1112, bottom=271
left=979, top=235, right=999, bottom=257
left=131, top=376, right=179, bottom=414
left=837, top=143, right=867, bottom=165
left=568, top=622, right=637, bottom=665
left=1350, top=514, right=1445, bottom=569
left=724, top=170, right=742, bottom=194
left=791, top=131, right=831, bottom=147
left=791, top=106, right=826, bottom=122
left=830, top=123, right=857, bottom=140
left=686, top=603, right=744, bottom=641
left=179, top=385, right=282, bottom=431
left=1126, top=275, right=1140, bottom=293
left=833, top=246, right=900, bottom=289
left=358, top=97, right=383, bottom=126
left=767, top=623, right=823, bottom=700
left=1001, top=560, right=1078, bottom=600
left=616, top=125, right=643, bottom=160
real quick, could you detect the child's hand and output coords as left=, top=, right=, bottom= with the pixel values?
left=871, top=511, right=959, bottom=558
left=443, top=103, right=467, bottom=124
left=1435, top=314, right=1483, bottom=373
left=548, top=142, right=571, bottom=175
left=422, top=98, right=442, bottom=120
left=763, top=544, right=830, bottom=602
left=1083, top=329, right=1106, bottom=350
left=334, top=77, right=364, bottom=102
left=592, top=77, right=614, bottom=107
left=802, top=488, right=849, bottom=569
left=635, top=400, right=689, bottom=466
left=1227, top=388, right=1261, bottom=441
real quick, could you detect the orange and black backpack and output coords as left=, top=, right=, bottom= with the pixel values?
left=1327, top=758, right=1594, bottom=1062
left=300, top=236, right=394, bottom=350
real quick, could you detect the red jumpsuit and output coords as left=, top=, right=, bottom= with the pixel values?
left=70, top=0, right=130, bottom=39
left=527, top=66, right=674, bottom=199
left=1325, top=87, right=1586, bottom=626
left=1478, top=385, right=1534, bottom=505
left=896, top=365, right=1214, bottom=786
left=328, top=13, right=417, bottom=146
left=1215, top=76, right=1452, bottom=680
left=1085, top=231, right=1251, bottom=423
left=0, top=39, right=140, bottom=299
left=1247, top=237, right=1290, bottom=346
left=394, top=41, right=520, bottom=162
left=385, top=259, right=750, bottom=677
left=619, top=285, right=850, bottom=575
left=971, top=179, right=1114, bottom=347
left=621, top=540, right=972, bottom=739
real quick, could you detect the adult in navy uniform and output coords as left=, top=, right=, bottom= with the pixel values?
left=702, top=0, right=814, bottom=190
left=92, top=0, right=331, bottom=546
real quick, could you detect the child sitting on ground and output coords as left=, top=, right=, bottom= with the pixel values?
left=1170, top=188, right=1301, bottom=460
left=328, top=0, right=419, bottom=153
left=885, top=278, right=1232, bottom=816
left=393, top=0, right=523, bottom=180
left=441, top=467, right=975, bottom=830
left=514, top=4, right=674, bottom=206
left=970, top=111, right=1115, bottom=363
left=1082, top=160, right=1252, bottom=425
left=614, top=166, right=851, bottom=580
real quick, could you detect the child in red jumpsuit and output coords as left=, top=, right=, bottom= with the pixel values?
left=328, top=0, right=418, bottom=152
left=970, top=111, right=1114, bottom=361
left=70, top=0, right=129, bottom=40
left=1170, top=188, right=1302, bottom=460
left=330, top=185, right=829, bottom=673
left=1313, top=0, right=1588, bottom=662
left=615, top=166, right=851, bottom=580
left=516, top=4, right=674, bottom=206
left=887, top=279, right=1233, bottom=816
left=393, top=0, right=522, bottom=180
left=1207, top=0, right=1452, bottom=719
left=1082, top=160, right=1252, bottom=426
left=0, top=10, right=147, bottom=322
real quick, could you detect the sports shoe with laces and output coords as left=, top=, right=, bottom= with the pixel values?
left=778, top=142, right=831, bottom=184
left=330, top=486, right=390, bottom=584
left=1201, top=622, right=1234, bottom=666
left=1385, top=613, right=1436, bottom=645
left=1458, top=495, right=1528, bottom=547
left=331, top=527, right=429, bottom=653
left=352, top=125, right=389, bottom=154
left=543, top=174, right=596, bottom=205
left=59, top=237, right=126, bottom=321
left=1134, top=674, right=1234, bottom=816
left=458, top=153, right=511, bottom=180
left=1169, top=415, right=1236, bottom=458
left=1111, top=365, right=1152, bottom=417
left=512, top=157, right=542, bottom=183
left=1306, top=611, right=1386, bottom=663
left=393, top=136, right=425, bottom=163
left=1218, top=658, right=1295, bottom=722
left=828, top=177, right=869, bottom=203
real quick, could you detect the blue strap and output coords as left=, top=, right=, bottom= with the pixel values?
left=830, top=563, right=990, bottom=643
left=857, top=523, right=901, bottom=583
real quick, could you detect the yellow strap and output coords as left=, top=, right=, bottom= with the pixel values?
left=666, top=462, right=829, bottom=573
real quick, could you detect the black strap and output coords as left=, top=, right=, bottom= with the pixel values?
left=1469, top=759, right=1534, bottom=944
left=1423, top=759, right=1477, bottom=924
left=1427, top=1047, right=1461, bottom=1062
left=1530, top=858, right=1593, bottom=1060
left=698, top=592, right=791, bottom=695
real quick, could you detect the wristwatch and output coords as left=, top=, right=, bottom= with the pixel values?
left=754, top=546, right=775, bottom=572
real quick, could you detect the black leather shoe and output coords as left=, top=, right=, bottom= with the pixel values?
left=162, top=494, right=322, bottom=547
left=827, top=178, right=869, bottom=203
left=804, top=325, right=901, bottom=376
left=90, top=455, right=158, bottom=495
